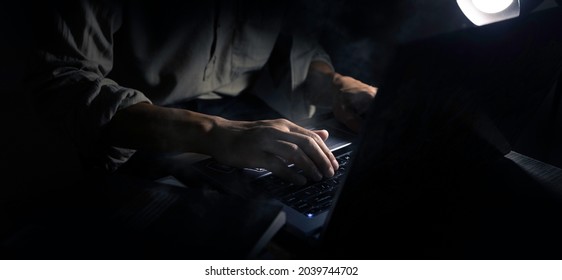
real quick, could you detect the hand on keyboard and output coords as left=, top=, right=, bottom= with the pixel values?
left=208, top=118, right=339, bottom=185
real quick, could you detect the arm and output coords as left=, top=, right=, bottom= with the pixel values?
left=306, top=61, right=378, bottom=132
left=30, top=1, right=337, bottom=184
left=282, top=2, right=377, bottom=131
left=106, top=102, right=339, bottom=185
left=28, top=1, right=150, bottom=171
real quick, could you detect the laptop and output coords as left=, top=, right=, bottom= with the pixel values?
left=311, top=6, right=562, bottom=257
left=189, top=114, right=357, bottom=238
left=172, top=6, right=562, bottom=251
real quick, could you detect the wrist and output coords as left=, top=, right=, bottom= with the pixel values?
left=105, top=102, right=229, bottom=154
left=195, top=112, right=225, bottom=156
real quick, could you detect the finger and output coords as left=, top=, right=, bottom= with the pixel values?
left=270, top=119, right=338, bottom=174
left=305, top=129, right=339, bottom=173
left=312, top=129, right=329, bottom=141
left=264, top=140, right=323, bottom=182
left=259, top=153, right=307, bottom=186
left=289, top=125, right=336, bottom=161
left=276, top=129, right=337, bottom=178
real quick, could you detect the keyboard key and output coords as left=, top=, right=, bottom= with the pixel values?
left=294, top=202, right=313, bottom=213
left=281, top=195, right=299, bottom=205
left=251, top=150, right=352, bottom=216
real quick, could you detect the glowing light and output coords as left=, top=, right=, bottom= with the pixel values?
left=457, top=0, right=520, bottom=26
left=307, top=213, right=314, bottom=218
left=472, top=0, right=513, bottom=13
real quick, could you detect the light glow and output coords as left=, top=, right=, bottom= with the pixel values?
left=472, top=0, right=514, bottom=13
left=457, top=0, right=520, bottom=26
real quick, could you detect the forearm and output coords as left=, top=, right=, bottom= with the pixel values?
left=306, top=60, right=378, bottom=132
left=104, top=98, right=343, bottom=185
left=307, top=60, right=377, bottom=99
left=103, top=102, right=219, bottom=154
left=304, top=61, right=340, bottom=106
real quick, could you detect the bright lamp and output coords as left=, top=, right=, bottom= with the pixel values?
left=457, top=0, right=521, bottom=26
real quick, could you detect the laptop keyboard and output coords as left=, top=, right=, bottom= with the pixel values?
left=252, top=151, right=352, bottom=218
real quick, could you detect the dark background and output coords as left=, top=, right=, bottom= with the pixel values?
left=1, top=0, right=561, bottom=257
left=3, top=0, right=558, bottom=183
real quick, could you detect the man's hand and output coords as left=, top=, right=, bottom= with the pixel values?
left=208, top=118, right=339, bottom=186
left=332, top=73, right=378, bottom=132
left=106, top=103, right=338, bottom=186
left=306, top=61, right=378, bottom=133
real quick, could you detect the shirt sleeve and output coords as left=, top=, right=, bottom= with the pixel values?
left=27, top=0, right=151, bottom=172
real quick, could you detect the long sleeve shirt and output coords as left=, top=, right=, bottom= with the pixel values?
left=28, top=0, right=332, bottom=171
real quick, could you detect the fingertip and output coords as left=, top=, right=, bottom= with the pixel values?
left=313, top=129, right=329, bottom=141
left=327, top=166, right=335, bottom=178
left=332, top=159, right=340, bottom=171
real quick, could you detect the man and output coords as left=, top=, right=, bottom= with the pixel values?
left=28, top=0, right=377, bottom=186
